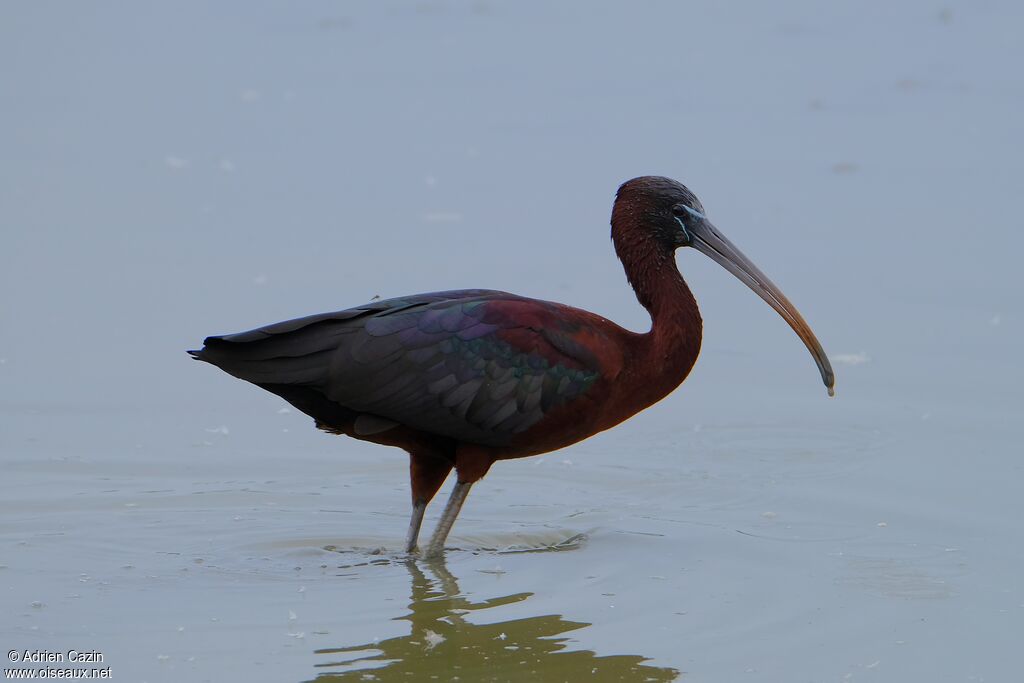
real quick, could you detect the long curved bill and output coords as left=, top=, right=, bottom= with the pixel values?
left=689, top=220, right=835, bottom=396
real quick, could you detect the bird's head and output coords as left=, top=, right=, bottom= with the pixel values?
left=614, top=175, right=707, bottom=251
left=613, top=176, right=835, bottom=397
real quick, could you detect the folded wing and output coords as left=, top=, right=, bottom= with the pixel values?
left=190, top=290, right=604, bottom=447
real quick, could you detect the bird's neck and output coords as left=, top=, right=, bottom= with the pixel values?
left=621, top=243, right=703, bottom=405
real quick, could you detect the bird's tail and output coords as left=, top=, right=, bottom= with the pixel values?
left=187, top=312, right=359, bottom=387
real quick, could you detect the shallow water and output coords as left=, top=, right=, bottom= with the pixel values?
left=2, top=1, right=1022, bottom=681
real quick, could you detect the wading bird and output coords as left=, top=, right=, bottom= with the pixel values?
left=190, top=177, right=833, bottom=558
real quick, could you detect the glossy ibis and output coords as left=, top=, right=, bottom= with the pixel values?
left=190, top=176, right=834, bottom=558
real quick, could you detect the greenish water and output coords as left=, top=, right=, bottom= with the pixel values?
left=309, top=559, right=678, bottom=682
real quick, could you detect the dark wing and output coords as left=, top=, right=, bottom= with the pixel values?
left=190, top=290, right=605, bottom=447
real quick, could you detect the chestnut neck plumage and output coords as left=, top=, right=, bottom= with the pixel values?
left=611, top=206, right=703, bottom=409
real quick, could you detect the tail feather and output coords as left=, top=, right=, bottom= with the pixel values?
left=199, top=323, right=355, bottom=363
left=189, top=317, right=357, bottom=387
left=212, top=348, right=335, bottom=386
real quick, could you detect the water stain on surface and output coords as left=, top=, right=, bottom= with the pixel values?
left=308, top=560, right=679, bottom=682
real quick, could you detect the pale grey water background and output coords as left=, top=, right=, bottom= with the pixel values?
left=2, top=2, right=1022, bottom=681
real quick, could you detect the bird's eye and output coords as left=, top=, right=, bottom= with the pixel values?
left=672, top=204, right=704, bottom=244
left=672, top=204, right=704, bottom=222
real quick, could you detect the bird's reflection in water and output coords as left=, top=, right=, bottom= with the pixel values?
left=309, top=559, right=679, bottom=682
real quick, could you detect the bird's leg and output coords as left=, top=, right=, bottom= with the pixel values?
left=422, top=480, right=472, bottom=559
left=407, top=450, right=453, bottom=554
left=405, top=500, right=427, bottom=554
left=420, top=449, right=494, bottom=559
